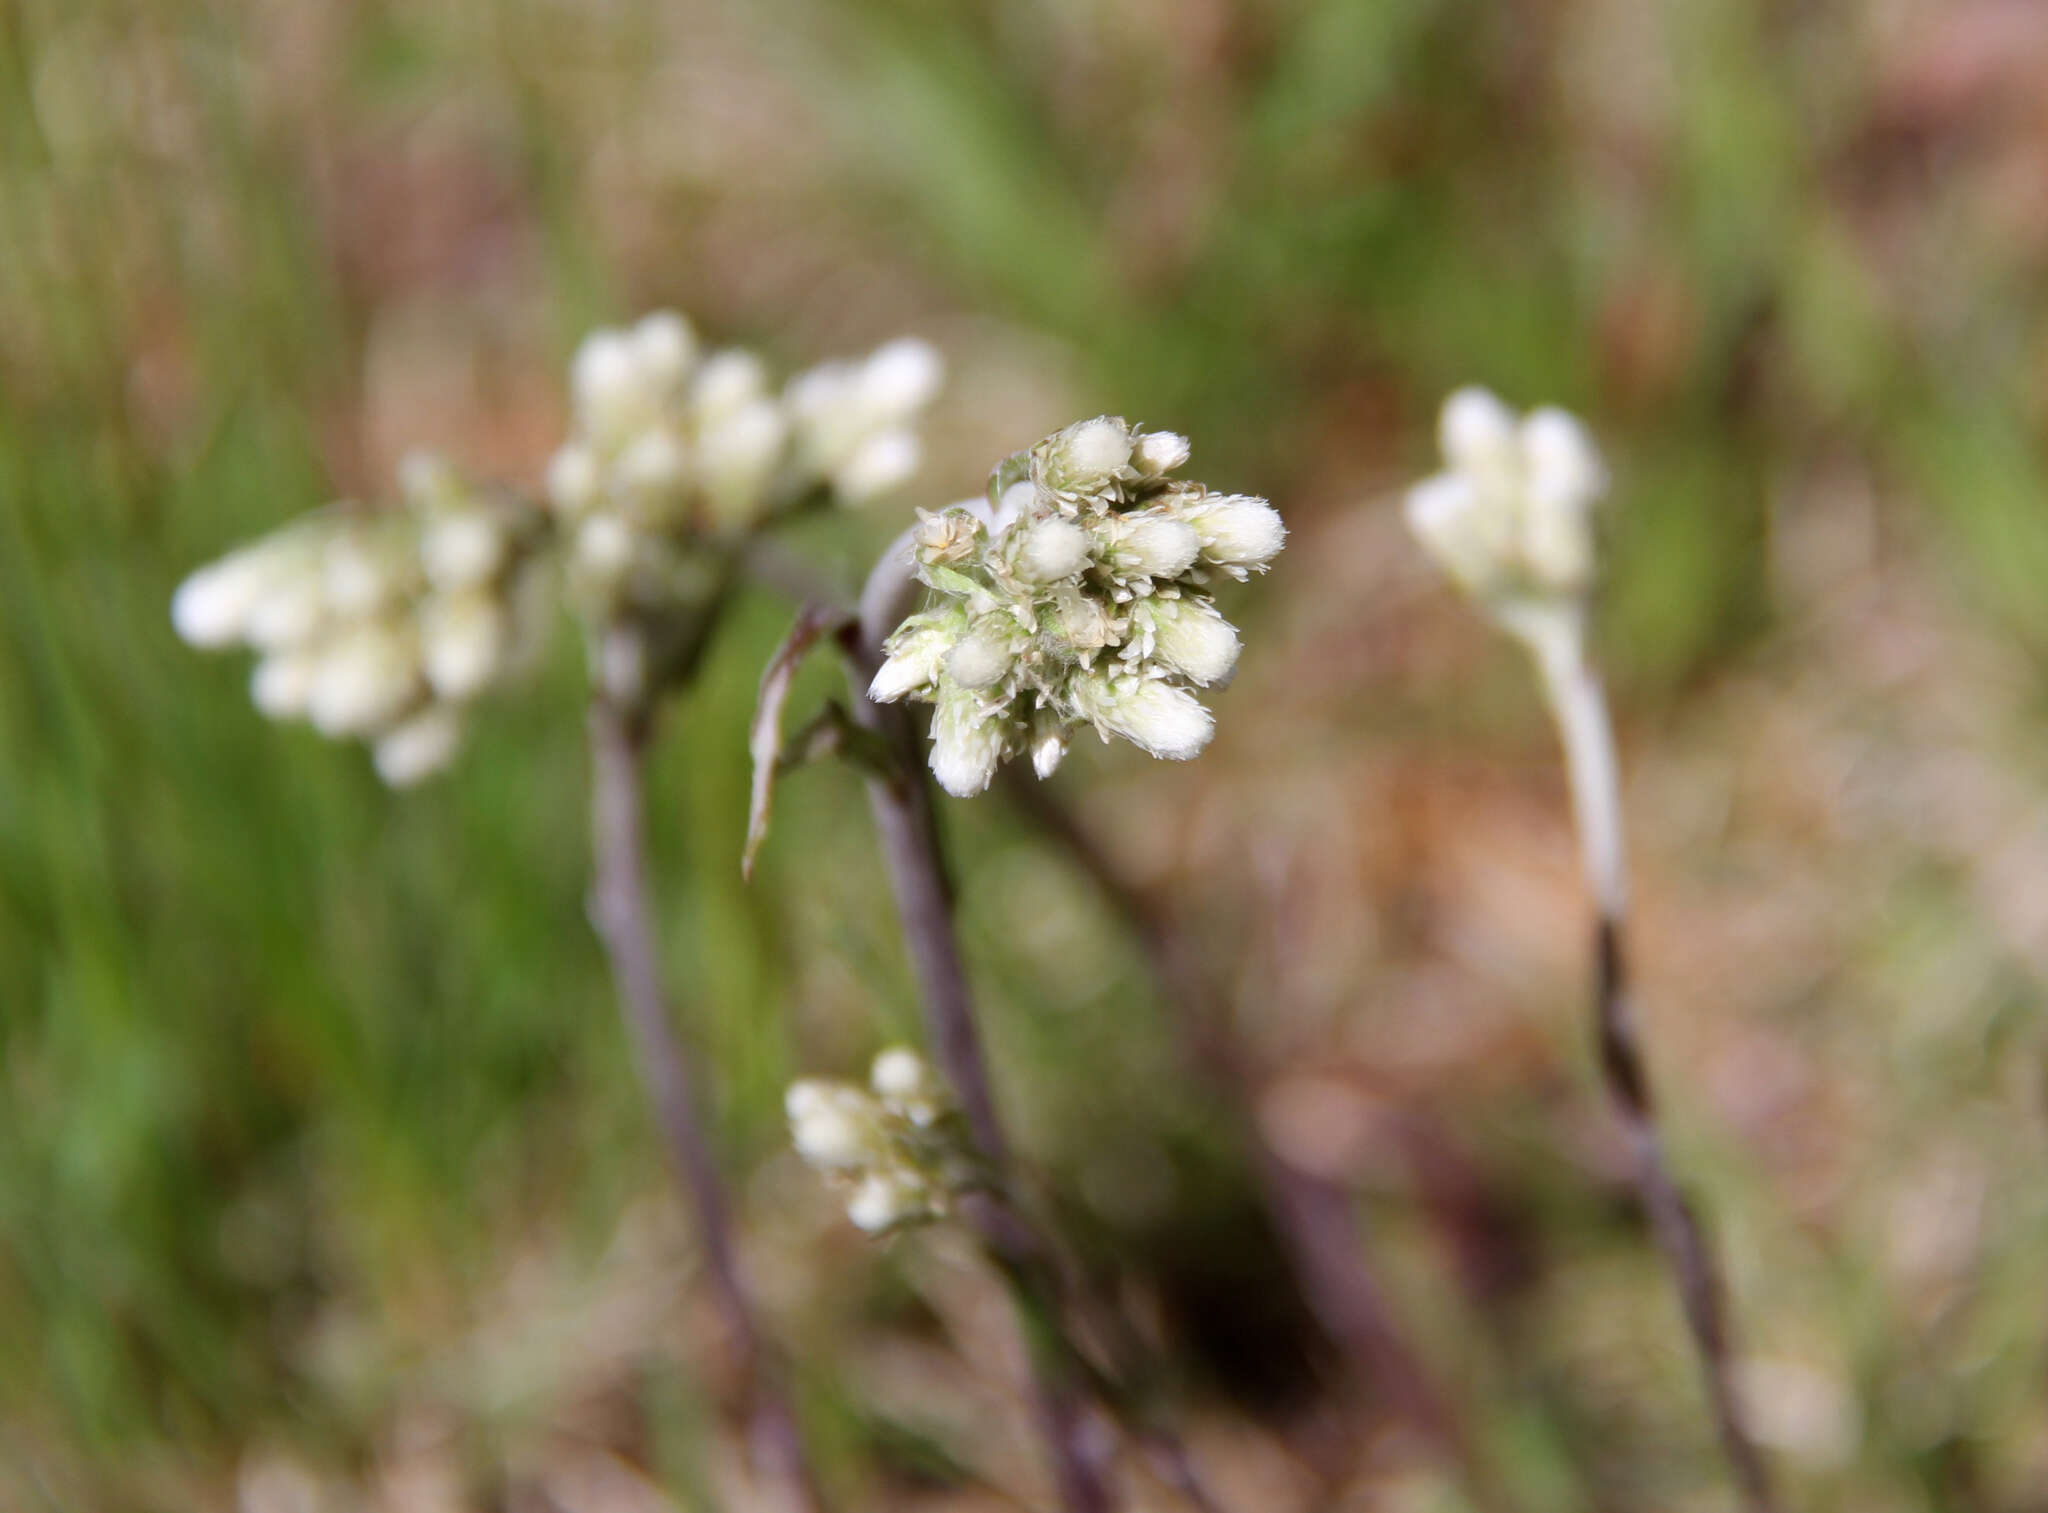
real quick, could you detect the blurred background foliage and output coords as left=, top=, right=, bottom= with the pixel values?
left=4, top=0, right=2048, bottom=1508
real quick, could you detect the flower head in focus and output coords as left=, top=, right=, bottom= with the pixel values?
left=786, top=1047, right=967, bottom=1235
left=171, top=453, right=552, bottom=786
left=867, top=416, right=1285, bottom=797
left=1405, top=387, right=1607, bottom=627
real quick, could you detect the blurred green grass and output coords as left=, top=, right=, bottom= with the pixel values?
left=5, top=0, right=2048, bottom=1507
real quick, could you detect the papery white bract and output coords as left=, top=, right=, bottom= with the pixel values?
left=868, top=417, right=1283, bottom=795
left=1406, top=387, right=1608, bottom=610
left=787, top=1047, right=961, bottom=1235
left=171, top=454, right=552, bottom=786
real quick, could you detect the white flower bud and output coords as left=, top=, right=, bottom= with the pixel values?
left=1519, top=407, right=1605, bottom=593
left=614, top=428, right=691, bottom=522
left=631, top=311, right=697, bottom=400
left=990, top=479, right=1038, bottom=537
left=834, top=428, right=922, bottom=503
left=946, top=626, right=1013, bottom=690
left=1014, top=516, right=1091, bottom=582
left=546, top=444, right=602, bottom=518
left=930, top=688, right=1006, bottom=797
left=570, top=329, right=652, bottom=445
left=870, top=616, right=955, bottom=703
left=846, top=1170, right=925, bottom=1233
left=244, top=578, right=325, bottom=651
left=1055, top=417, right=1132, bottom=486
left=1050, top=584, right=1113, bottom=650
left=1115, top=513, right=1201, bottom=579
left=1405, top=472, right=1512, bottom=597
left=173, top=545, right=294, bottom=648
left=1521, top=408, right=1605, bottom=509
left=1148, top=598, right=1240, bottom=685
left=1074, top=673, right=1213, bottom=761
left=1131, top=430, right=1191, bottom=477
left=691, top=348, right=769, bottom=427
left=307, top=623, right=419, bottom=737
left=697, top=399, right=789, bottom=527
left=858, top=338, right=943, bottom=421
left=1439, top=386, right=1520, bottom=477
left=1188, top=495, right=1286, bottom=571
left=372, top=704, right=462, bottom=788
left=321, top=532, right=399, bottom=617
left=786, top=1081, right=879, bottom=1170
left=420, top=511, right=505, bottom=591
left=420, top=590, right=505, bottom=701
left=1030, top=717, right=1069, bottom=780
left=250, top=648, right=318, bottom=720
left=869, top=1048, right=942, bottom=1120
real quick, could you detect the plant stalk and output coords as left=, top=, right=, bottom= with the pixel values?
left=839, top=541, right=1121, bottom=1512
left=1527, top=617, right=1778, bottom=1513
left=588, top=697, right=825, bottom=1513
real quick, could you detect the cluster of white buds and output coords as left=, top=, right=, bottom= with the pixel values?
left=1404, top=387, right=1607, bottom=629
left=785, top=1047, right=969, bottom=1235
left=867, top=416, right=1286, bottom=797
left=171, top=454, right=551, bottom=786
left=547, top=312, right=942, bottom=625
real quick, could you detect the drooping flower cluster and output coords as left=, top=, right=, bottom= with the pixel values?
left=867, top=416, right=1286, bottom=797
left=1404, top=387, right=1607, bottom=621
left=171, top=454, right=551, bottom=786
left=547, top=311, right=941, bottom=627
left=786, top=1048, right=971, bottom=1234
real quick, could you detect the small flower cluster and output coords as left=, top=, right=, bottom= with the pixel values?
left=171, top=454, right=550, bottom=786
left=547, top=311, right=941, bottom=623
left=786, top=1048, right=970, bottom=1234
left=1404, top=387, right=1607, bottom=622
left=867, top=416, right=1286, bottom=797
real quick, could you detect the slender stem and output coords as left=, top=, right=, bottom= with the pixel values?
left=842, top=547, right=1119, bottom=1513
left=1527, top=621, right=1778, bottom=1513
left=588, top=698, right=825, bottom=1513
left=843, top=687, right=1115, bottom=1511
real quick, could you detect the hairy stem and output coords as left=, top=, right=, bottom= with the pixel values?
left=843, top=710, right=1114, bottom=1508
left=837, top=540, right=1124, bottom=1512
left=588, top=698, right=825, bottom=1513
left=1528, top=619, right=1778, bottom=1513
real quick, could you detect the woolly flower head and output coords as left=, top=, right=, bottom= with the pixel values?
left=867, top=416, right=1285, bottom=797
left=786, top=1047, right=964, bottom=1235
left=171, top=453, right=551, bottom=786
left=1405, top=387, right=1607, bottom=611
left=547, top=313, right=942, bottom=629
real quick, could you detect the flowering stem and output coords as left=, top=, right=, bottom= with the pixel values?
left=588, top=696, right=826, bottom=1513
left=1525, top=618, right=1778, bottom=1513
left=837, top=544, right=1129, bottom=1513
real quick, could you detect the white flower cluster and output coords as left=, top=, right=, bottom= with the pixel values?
left=867, top=416, right=1286, bottom=797
left=547, top=312, right=942, bottom=620
left=170, top=454, right=549, bottom=786
left=786, top=1048, right=966, bottom=1235
left=1405, top=387, right=1607, bottom=616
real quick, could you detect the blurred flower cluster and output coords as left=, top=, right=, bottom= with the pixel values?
left=786, top=1048, right=969, bottom=1234
left=174, top=310, right=945, bottom=775
left=172, top=454, right=550, bottom=786
left=548, top=313, right=940, bottom=691
left=1404, top=387, right=1607, bottom=625
left=867, top=416, right=1285, bottom=796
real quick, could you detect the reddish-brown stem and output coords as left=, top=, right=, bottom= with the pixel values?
left=588, top=699, right=825, bottom=1513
